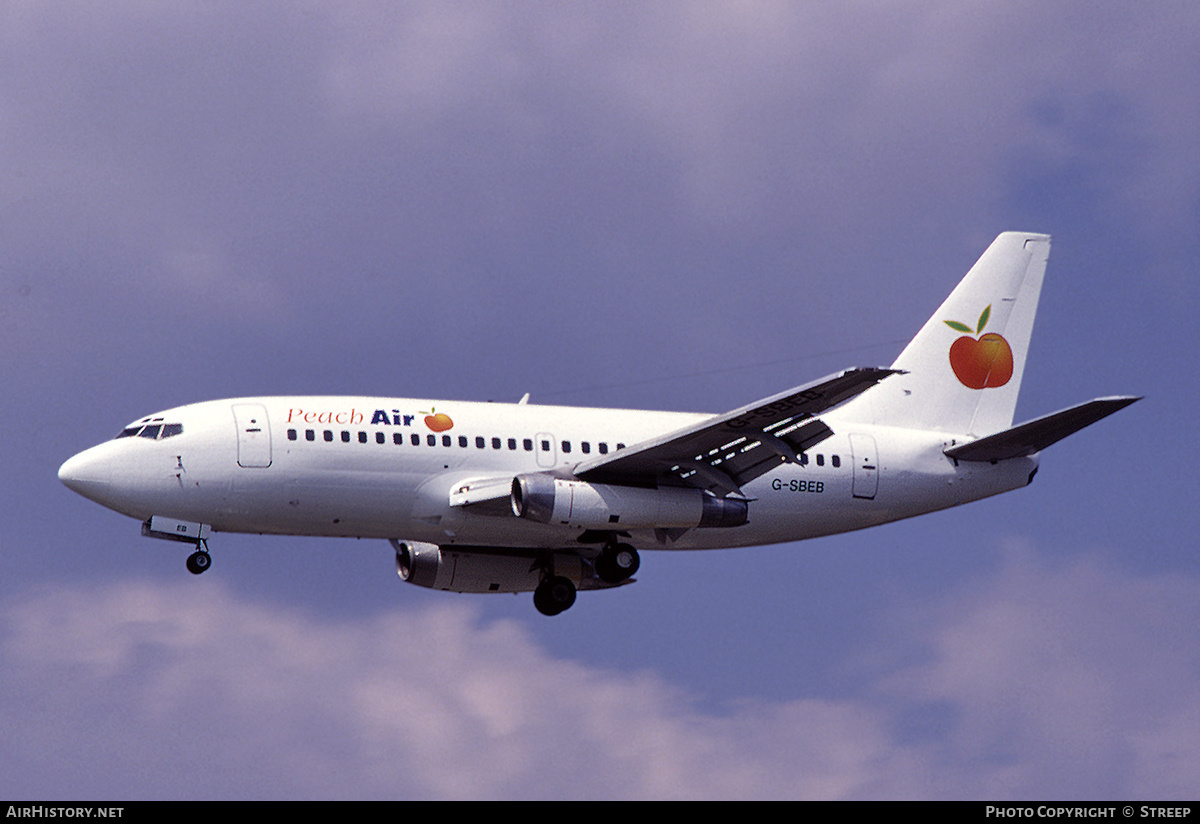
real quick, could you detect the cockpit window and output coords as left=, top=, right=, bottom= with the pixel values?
left=115, top=423, right=184, bottom=440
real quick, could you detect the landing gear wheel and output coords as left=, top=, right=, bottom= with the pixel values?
left=533, top=576, right=576, bottom=616
left=186, top=550, right=211, bottom=575
left=596, top=543, right=640, bottom=584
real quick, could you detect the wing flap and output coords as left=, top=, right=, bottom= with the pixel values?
left=944, top=396, right=1141, bottom=462
left=575, top=367, right=898, bottom=494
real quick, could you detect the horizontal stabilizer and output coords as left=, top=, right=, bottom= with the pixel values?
left=944, top=396, right=1141, bottom=462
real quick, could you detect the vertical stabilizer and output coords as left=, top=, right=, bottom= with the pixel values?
left=835, top=232, right=1050, bottom=435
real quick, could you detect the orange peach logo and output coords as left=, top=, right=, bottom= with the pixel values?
left=422, top=408, right=454, bottom=432
left=944, top=305, right=1013, bottom=389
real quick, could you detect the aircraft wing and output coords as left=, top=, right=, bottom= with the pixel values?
left=944, top=396, right=1142, bottom=462
left=573, top=367, right=899, bottom=496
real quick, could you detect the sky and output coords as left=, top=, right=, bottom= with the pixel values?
left=2, top=0, right=1197, bottom=801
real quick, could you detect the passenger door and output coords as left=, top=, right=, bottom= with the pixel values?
left=233, top=403, right=272, bottom=468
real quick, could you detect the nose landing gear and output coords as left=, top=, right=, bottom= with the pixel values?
left=141, top=517, right=213, bottom=576
left=186, top=545, right=211, bottom=575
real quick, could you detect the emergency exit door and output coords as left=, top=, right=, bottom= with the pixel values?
left=849, top=433, right=878, bottom=500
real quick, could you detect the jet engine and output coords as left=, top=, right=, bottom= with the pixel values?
left=510, top=474, right=748, bottom=530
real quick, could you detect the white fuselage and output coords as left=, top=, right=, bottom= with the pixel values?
left=58, top=395, right=1037, bottom=552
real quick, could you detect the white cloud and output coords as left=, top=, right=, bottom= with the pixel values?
left=880, top=545, right=1200, bottom=798
left=2, top=545, right=1197, bottom=799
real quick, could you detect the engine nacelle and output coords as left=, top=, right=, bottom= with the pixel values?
left=511, top=475, right=748, bottom=530
left=391, top=540, right=581, bottom=594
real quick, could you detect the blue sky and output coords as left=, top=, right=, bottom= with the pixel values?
left=2, top=1, right=1197, bottom=800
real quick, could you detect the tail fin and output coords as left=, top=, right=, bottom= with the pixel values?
left=836, top=232, right=1051, bottom=435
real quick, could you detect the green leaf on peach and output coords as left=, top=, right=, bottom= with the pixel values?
left=976, top=305, right=991, bottom=333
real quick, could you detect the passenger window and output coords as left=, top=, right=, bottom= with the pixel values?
left=427, top=435, right=436, bottom=446
left=324, top=430, right=333, bottom=442
left=288, top=429, right=298, bottom=441
left=358, top=431, right=368, bottom=444
left=599, top=443, right=608, bottom=454
left=524, top=438, right=533, bottom=451
left=508, top=438, right=517, bottom=450
left=581, top=442, right=590, bottom=454
left=459, top=436, right=468, bottom=448
left=476, top=436, right=486, bottom=449
left=306, top=430, right=316, bottom=442
left=816, top=454, right=824, bottom=466
left=443, top=435, right=452, bottom=447
left=492, top=437, right=501, bottom=449
left=341, top=431, right=351, bottom=443
left=376, top=432, right=385, bottom=444
left=394, top=433, right=403, bottom=445
left=800, top=453, right=808, bottom=465
left=411, top=434, right=420, bottom=446
left=541, top=439, right=551, bottom=452
left=562, top=441, right=571, bottom=453
left=831, top=455, right=841, bottom=468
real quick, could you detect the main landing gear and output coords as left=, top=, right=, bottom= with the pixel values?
left=533, top=575, right=576, bottom=616
left=532, top=541, right=641, bottom=617
left=595, top=542, right=640, bottom=584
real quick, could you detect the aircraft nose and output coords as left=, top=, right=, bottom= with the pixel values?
left=58, top=446, right=114, bottom=501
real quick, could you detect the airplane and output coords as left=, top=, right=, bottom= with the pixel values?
left=58, top=232, right=1139, bottom=615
